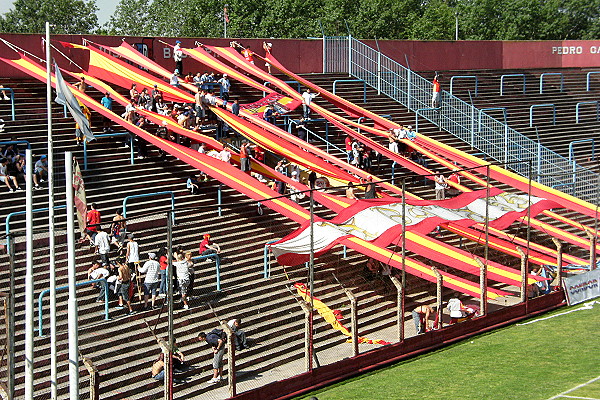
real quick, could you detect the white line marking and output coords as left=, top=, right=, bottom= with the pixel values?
left=518, top=301, right=599, bottom=326
left=547, top=375, right=600, bottom=400
left=559, top=396, right=600, bottom=400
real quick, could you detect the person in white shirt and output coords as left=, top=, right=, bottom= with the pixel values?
left=227, top=318, right=249, bottom=350
left=219, top=145, right=232, bottom=163
left=170, top=70, right=180, bottom=87
left=87, top=260, right=110, bottom=302
left=217, top=74, right=231, bottom=101
left=173, top=40, right=183, bottom=75
left=301, top=88, right=320, bottom=120
left=125, top=233, right=140, bottom=270
left=174, top=253, right=190, bottom=309
left=138, top=252, right=161, bottom=310
left=94, top=229, right=111, bottom=266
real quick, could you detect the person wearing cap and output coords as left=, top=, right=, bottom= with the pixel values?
left=432, top=73, right=441, bottom=108
left=199, top=234, right=221, bottom=261
left=217, top=74, right=231, bottom=101
left=34, top=154, right=48, bottom=183
left=100, top=91, right=113, bottom=133
left=263, top=41, right=273, bottom=73
left=173, top=40, right=183, bottom=75
left=170, top=69, right=180, bottom=87
left=447, top=169, right=461, bottom=197
left=138, top=252, right=161, bottom=310
left=87, top=260, right=110, bottom=302
left=363, top=175, right=376, bottom=199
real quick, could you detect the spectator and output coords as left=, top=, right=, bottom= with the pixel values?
left=193, top=72, right=203, bottom=87
left=173, top=40, right=183, bottom=74
left=0, top=158, right=21, bottom=192
left=100, top=92, right=113, bottom=133
left=296, top=118, right=308, bottom=141
left=34, top=155, right=48, bottom=183
left=227, top=318, right=249, bottom=350
left=263, top=104, right=279, bottom=125
left=129, top=83, right=139, bottom=103
left=73, top=77, right=86, bottom=93
left=194, top=89, right=205, bottom=126
left=115, top=261, right=134, bottom=314
left=346, top=182, right=358, bottom=200
left=218, top=74, right=231, bottom=101
left=199, top=234, right=221, bottom=261
left=302, top=89, right=319, bottom=120
left=174, top=253, right=190, bottom=310
left=447, top=169, right=461, bottom=197
left=432, top=73, right=441, bottom=108
left=94, top=228, right=111, bottom=266
left=185, top=251, right=196, bottom=298
left=241, top=45, right=254, bottom=64
left=219, top=145, right=232, bottom=164
left=125, top=233, right=140, bottom=272
left=412, top=304, right=435, bottom=334
left=87, top=260, right=110, bottom=302
left=138, top=252, right=161, bottom=310
left=363, top=175, right=376, bottom=199
left=75, top=104, right=91, bottom=147
left=231, top=99, right=240, bottom=116
left=434, top=173, right=447, bottom=200
left=263, top=41, right=273, bottom=73
left=138, top=88, right=151, bottom=109
left=110, top=209, right=127, bottom=249
left=170, top=70, right=180, bottom=87
left=197, top=329, right=227, bottom=384
left=187, top=175, right=200, bottom=194
left=0, top=85, right=10, bottom=100
left=84, top=203, right=101, bottom=245
left=239, top=141, right=251, bottom=173
left=158, top=247, right=168, bottom=297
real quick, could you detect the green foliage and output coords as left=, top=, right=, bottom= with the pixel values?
left=0, top=0, right=99, bottom=34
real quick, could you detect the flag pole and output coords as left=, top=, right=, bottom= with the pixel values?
left=25, top=148, right=34, bottom=400
left=224, top=4, right=228, bottom=38
left=65, top=151, right=80, bottom=400
left=45, top=21, right=59, bottom=399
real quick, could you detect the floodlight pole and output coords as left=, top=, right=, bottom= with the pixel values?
left=525, top=161, right=532, bottom=311
left=24, top=149, right=34, bottom=400
left=401, top=178, right=407, bottom=340
left=166, top=212, right=174, bottom=400
left=45, top=21, right=59, bottom=400
left=308, top=188, right=315, bottom=371
left=481, top=164, right=490, bottom=316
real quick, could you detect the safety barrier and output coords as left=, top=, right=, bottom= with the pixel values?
left=529, top=104, right=556, bottom=127
left=0, top=139, right=31, bottom=151
left=575, top=101, right=599, bottom=124
left=193, top=254, right=222, bottom=291
left=38, top=278, right=109, bottom=336
left=333, top=79, right=366, bottom=103
left=539, top=72, right=564, bottom=94
left=449, top=76, right=478, bottom=97
left=5, top=205, right=67, bottom=255
left=122, top=191, right=175, bottom=224
left=500, top=74, right=526, bottom=96
left=586, top=72, right=600, bottom=91
left=323, top=36, right=598, bottom=201
left=569, top=139, right=595, bottom=163
left=83, top=132, right=134, bottom=170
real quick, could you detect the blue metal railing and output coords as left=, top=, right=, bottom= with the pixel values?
left=575, top=101, right=599, bottom=124
left=122, top=191, right=175, bottom=224
left=415, top=108, right=439, bottom=132
left=478, top=108, right=507, bottom=131
left=586, top=72, right=600, bottom=91
left=0, top=87, right=16, bottom=121
left=192, top=254, right=222, bottom=291
left=529, top=104, right=556, bottom=127
left=333, top=79, right=366, bottom=103
left=449, top=76, right=478, bottom=97
left=0, top=140, right=31, bottom=151
left=500, top=74, right=526, bottom=96
left=263, top=80, right=302, bottom=96
left=539, top=73, right=564, bottom=93
left=569, top=139, right=595, bottom=164
left=38, top=278, right=109, bottom=336
left=84, top=132, right=134, bottom=170
left=5, top=205, right=67, bottom=254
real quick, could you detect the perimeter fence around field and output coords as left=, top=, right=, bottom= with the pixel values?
left=323, top=36, right=599, bottom=202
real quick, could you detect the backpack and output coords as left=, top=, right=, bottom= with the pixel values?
left=208, top=328, right=227, bottom=342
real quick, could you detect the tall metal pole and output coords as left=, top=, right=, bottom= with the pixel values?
left=25, top=149, right=34, bottom=400
left=45, top=21, right=58, bottom=399
left=223, top=4, right=228, bottom=38
left=7, top=234, right=15, bottom=400
left=65, top=152, right=79, bottom=400
left=400, top=179, right=407, bottom=341
left=525, top=161, right=533, bottom=307
left=308, top=188, right=315, bottom=370
left=166, top=212, right=174, bottom=400
left=481, top=165, right=490, bottom=316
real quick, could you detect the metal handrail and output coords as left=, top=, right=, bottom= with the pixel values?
left=5, top=205, right=67, bottom=254
left=529, top=104, right=556, bottom=127
left=575, top=101, right=599, bottom=124
left=478, top=108, right=507, bottom=131
left=539, top=73, right=564, bottom=94
left=569, top=139, right=595, bottom=163
left=192, top=254, right=222, bottom=291
left=415, top=108, right=438, bottom=132
left=0, top=140, right=31, bottom=150
left=333, top=79, right=366, bottom=103
left=84, top=132, right=134, bottom=170
left=263, top=80, right=302, bottom=96
left=586, top=72, right=600, bottom=91
left=0, top=87, right=16, bottom=121
left=38, top=278, right=109, bottom=336
left=449, top=76, right=478, bottom=97
left=263, top=240, right=277, bottom=278
left=122, top=191, right=175, bottom=224
left=500, top=74, right=526, bottom=96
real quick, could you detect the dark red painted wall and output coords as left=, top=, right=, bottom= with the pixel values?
left=1, top=34, right=599, bottom=79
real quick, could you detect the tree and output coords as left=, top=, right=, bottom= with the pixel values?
left=0, top=0, right=99, bottom=34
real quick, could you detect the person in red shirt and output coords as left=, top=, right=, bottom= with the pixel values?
left=447, top=169, right=461, bottom=197
left=239, top=141, right=251, bottom=173
left=432, top=73, right=441, bottom=108
left=199, top=234, right=221, bottom=261
left=241, top=46, right=254, bottom=64
left=253, top=145, right=265, bottom=163
left=83, top=203, right=101, bottom=245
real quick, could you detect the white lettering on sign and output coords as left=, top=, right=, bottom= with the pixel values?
left=551, top=46, right=584, bottom=55
left=592, top=46, right=599, bottom=54
left=164, top=47, right=171, bottom=59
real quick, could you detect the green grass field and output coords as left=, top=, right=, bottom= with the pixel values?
left=298, top=301, right=600, bottom=400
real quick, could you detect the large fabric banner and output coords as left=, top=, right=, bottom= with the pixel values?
left=54, top=63, right=94, bottom=142
left=72, top=157, right=87, bottom=234
left=563, top=269, right=600, bottom=305
left=271, top=189, right=560, bottom=265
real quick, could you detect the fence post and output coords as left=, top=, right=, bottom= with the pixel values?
left=474, top=258, right=487, bottom=316
left=298, top=299, right=312, bottom=372
left=585, top=231, right=597, bottom=270
left=82, top=356, right=100, bottom=400
left=221, top=320, right=236, bottom=397
left=517, top=247, right=527, bottom=302
left=431, top=267, right=443, bottom=329
left=389, top=276, right=403, bottom=342
left=551, top=238, right=563, bottom=289
left=342, top=288, right=358, bottom=357
left=348, top=35, right=352, bottom=77
left=157, top=339, right=172, bottom=400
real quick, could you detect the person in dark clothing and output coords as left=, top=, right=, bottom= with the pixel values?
left=198, top=329, right=226, bottom=384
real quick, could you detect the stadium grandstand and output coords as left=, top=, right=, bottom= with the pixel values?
left=0, top=33, right=598, bottom=400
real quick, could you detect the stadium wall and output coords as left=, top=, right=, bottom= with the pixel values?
left=1, top=34, right=599, bottom=79
left=232, top=291, right=566, bottom=400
